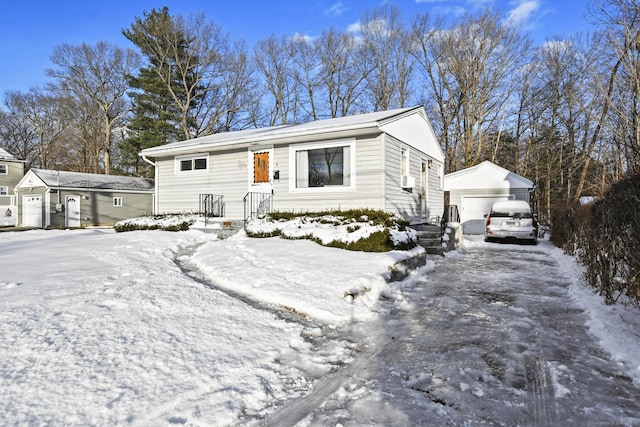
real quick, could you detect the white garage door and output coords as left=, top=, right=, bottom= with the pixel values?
left=461, top=195, right=511, bottom=234
left=23, top=195, right=43, bottom=228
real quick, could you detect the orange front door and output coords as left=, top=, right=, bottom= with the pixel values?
left=254, top=152, right=269, bottom=183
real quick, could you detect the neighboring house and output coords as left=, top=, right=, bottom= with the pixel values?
left=0, top=148, right=25, bottom=227
left=14, top=169, right=154, bottom=228
left=139, top=106, right=445, bottom=225
left=444, top=160, right=535, bottom=234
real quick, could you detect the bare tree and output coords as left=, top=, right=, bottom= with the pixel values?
left=254, top=35, right=299, bottom=125
left=413, top=9, right=530, bottom=169
left=4, top=88, right=67, bottom=170
left=359, top=5, right=413, bottom=111
left=47, top=41, right=139, bottom=174
left=316, top=29, right=367, bottom=117
left=586, top=0, right=640, bottom=177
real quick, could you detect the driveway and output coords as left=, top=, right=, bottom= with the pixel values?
left=258, top=239, right=640, bottom=426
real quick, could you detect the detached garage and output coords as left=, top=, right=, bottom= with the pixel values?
left=444, top=161, right=535, bottom=234
left=15, top=169, right=154, bottom=228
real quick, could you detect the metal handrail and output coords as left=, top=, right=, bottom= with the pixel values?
left=243, top=192, right=273, bottom=224
left=199, top=194, right=224, bottom=225
left=441, top=204, right=460, bottom=233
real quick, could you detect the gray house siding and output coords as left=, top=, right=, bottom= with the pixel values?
left=47, top=189, right=153, bottom=228
left=0, top=159, right=24, bottom=226
left=0, top=160, right=24, bottom=194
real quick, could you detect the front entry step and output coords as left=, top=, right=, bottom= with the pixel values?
left=196, top=218, right=244, bottom=239
left=412, top=224, right=444, bottom=255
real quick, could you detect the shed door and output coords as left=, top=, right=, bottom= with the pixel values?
left=461, top=195, right=511, bottom=234
left=65, top=196, right=81, bottom=228
left=22, top=195, right=42, bottom=228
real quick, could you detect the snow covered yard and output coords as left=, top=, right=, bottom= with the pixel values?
left=1, top=227, right=640, bottom=425
left=0, top=227, right=425, bottom=425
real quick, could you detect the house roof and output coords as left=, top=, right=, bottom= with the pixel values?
left=444, top=160, right=534, bottom=190
left=0, top=147, right=19, bottom=160
left=28, top=169, right=154, bottom=192
left=140, top=106, right=440, bottom=158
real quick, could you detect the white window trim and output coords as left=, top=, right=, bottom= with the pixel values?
left=113, top=197, right=123, bottom=207
left=401, top=146, right=410, bottom=180
left=247, top=146, right=274, bottom=192
left=174, top=153, right=209, bottom=174
left=0, top=186, right=8, bottom=195
left=0, top=163, right=7, bottom=175
left=289, top=139, right=356, bottom=193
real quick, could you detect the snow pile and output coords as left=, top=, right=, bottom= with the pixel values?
left=190, top=230, right=426, bottom=326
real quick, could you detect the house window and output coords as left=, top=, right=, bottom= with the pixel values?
left=176, top=155, right=208, bottom=173
left=0, top=164, right=7, bottom=175
left=0, top=186, right=7, bottom=195
left=113, top=197, right=123, bottom=207
left=291, top=140, right=355, bottom=190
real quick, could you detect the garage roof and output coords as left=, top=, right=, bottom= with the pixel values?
left=27, top=169, right=154, bottom=192
left=444, top=161, right=534, bottom=190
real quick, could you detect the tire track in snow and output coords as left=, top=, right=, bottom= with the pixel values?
left=252, top=338, right=391, bottom=427
left=525, top=354, right=558, bottom=426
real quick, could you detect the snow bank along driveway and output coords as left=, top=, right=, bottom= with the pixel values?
left=1, top=229, right=639, bottom=426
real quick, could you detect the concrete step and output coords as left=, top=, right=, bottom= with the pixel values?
left=413, top=225, right=444, bottom=255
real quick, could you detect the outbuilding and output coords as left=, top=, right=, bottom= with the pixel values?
left=15, top=169, right=154, bottom=228
left=139, top=106, right=445, bottom=226
left=444, top=161, right=535, bottom=234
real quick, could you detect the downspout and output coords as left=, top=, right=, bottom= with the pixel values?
left=141, top=155, right=158, bottom=214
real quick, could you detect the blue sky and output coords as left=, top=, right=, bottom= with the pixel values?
left=0, top=0, right=592, bottom=97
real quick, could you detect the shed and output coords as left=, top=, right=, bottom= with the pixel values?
left=14, top=169, right=154, bottom=228
left=444, top=161, right=535, bottom=234
left=139, top=106, right=446, bottom=225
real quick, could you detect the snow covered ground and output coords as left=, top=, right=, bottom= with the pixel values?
left=1, top=227, right=639, bottom=425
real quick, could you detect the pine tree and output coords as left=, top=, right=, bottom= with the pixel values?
left=120, top=7, right=200, bottom=176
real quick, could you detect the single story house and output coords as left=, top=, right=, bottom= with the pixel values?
left=139, top=106, right=445, bottom=225
left=0, top=148, right=25, bottom=227
left=15, top=169, right=154, bottom=228
left=444, top=160, right=535, bottom=234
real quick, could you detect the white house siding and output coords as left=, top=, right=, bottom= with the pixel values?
left=383, top=136, right=444, bottom=224
left=426, top=162, right=445, bottom=223
left=156, top=148, right=249, bottom=218
left=272, top=134, right=385, bottom=213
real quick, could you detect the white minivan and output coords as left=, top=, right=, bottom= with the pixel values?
left=484, top=200, right=538, bottom=244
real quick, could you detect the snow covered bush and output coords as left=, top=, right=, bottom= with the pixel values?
left=245, top=209, right=418, bottom=252
left=115, top=214, right=196, bottom=232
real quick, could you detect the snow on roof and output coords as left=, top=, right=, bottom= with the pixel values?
left=0, top=147, right=19, bottom=160
left=444, top=160, right=534, bottom=190
left=30, top=169, right=154, bottom=192
left=140, top=106, right=424, bottom=157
